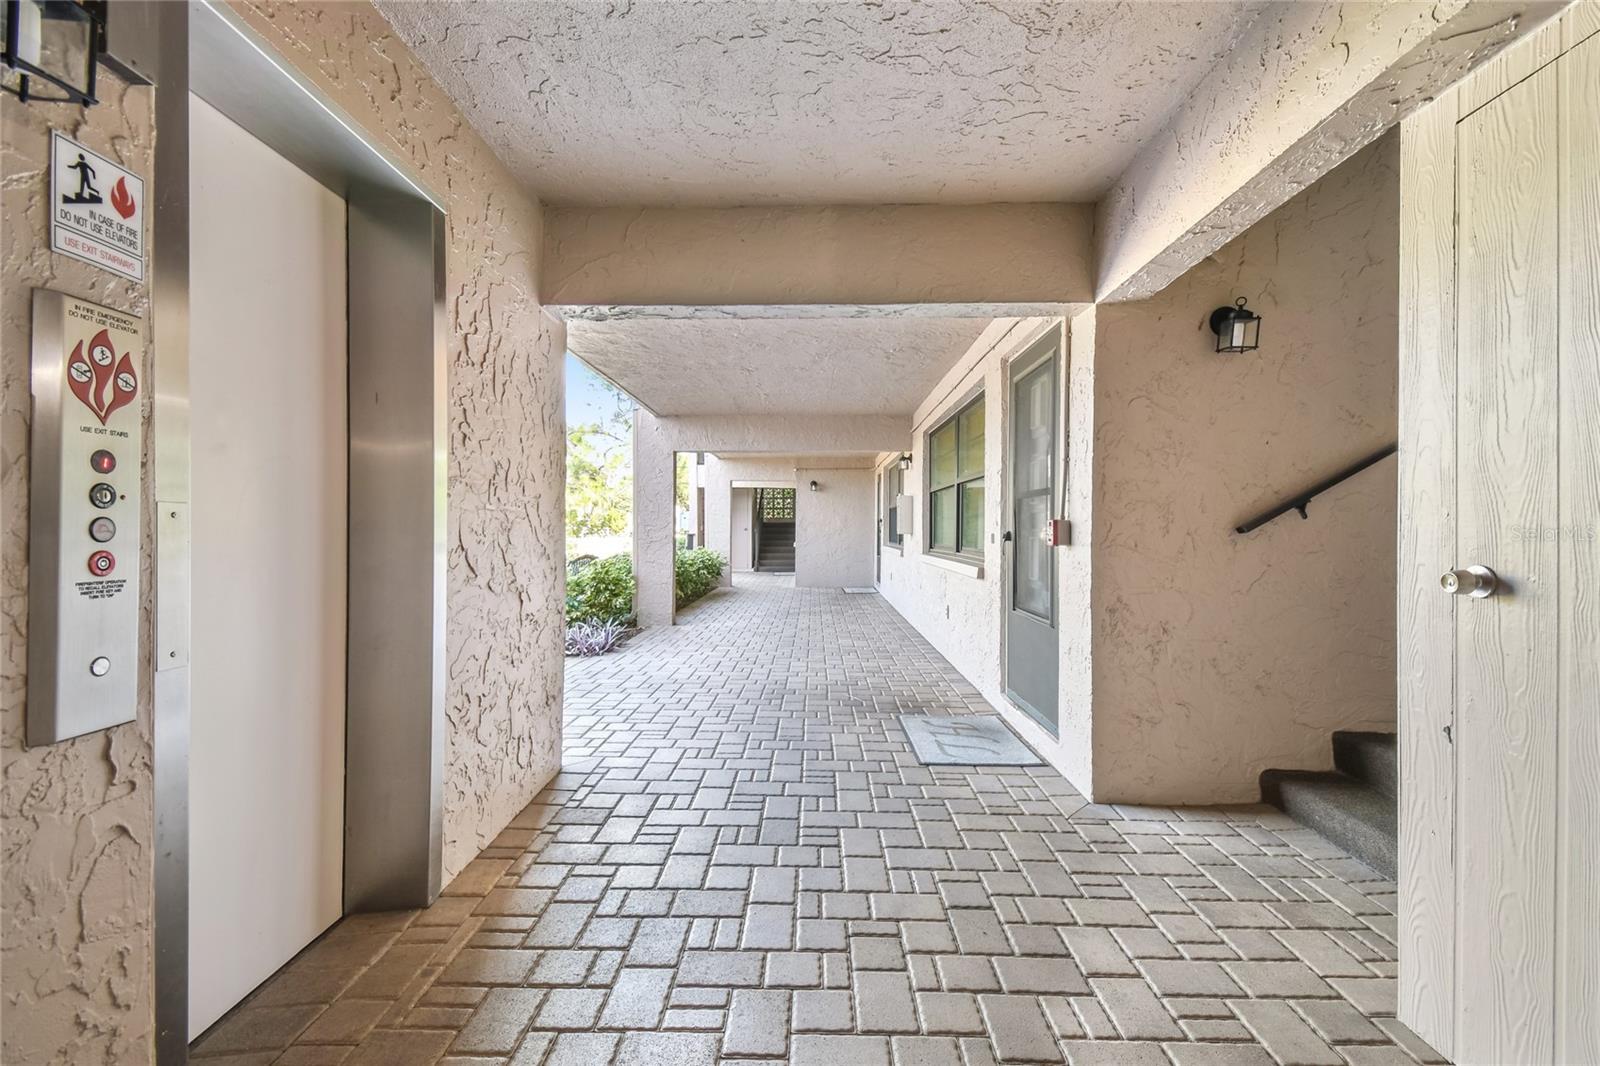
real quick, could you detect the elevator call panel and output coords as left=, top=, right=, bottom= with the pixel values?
left=27, top=289, right=144, bottom=746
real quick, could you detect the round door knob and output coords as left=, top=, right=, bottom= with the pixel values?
left=1441, top=564, right=1498, bottom=598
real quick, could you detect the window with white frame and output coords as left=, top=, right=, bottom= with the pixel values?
left=927, top=394, right=984, bottom=558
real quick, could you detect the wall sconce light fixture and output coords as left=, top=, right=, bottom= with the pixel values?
left=1209, top=297, right=1262, bottom=354
left=897, top=453, right=912, bottom=471
left=808, top=480, right=819, bottom=492
left=2, top=0, right=105, bottom=105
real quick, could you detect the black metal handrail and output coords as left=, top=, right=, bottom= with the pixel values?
left=1234, top=444, right=1398, bottom=535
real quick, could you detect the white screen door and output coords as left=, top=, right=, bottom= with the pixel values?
left=188, top=94, right=348, bottom=1038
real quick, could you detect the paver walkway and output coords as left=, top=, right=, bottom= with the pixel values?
left=193, top=576, right=1442, bottom=1066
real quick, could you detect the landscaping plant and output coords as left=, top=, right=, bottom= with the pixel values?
left=674, top=548, right=724, bottom=609
left=566, top=553, right=635, bottom=625
left=564, top=619, right=628, bottom=657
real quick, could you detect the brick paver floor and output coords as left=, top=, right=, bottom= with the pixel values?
left=193, top=575, right=1443, bottom=1065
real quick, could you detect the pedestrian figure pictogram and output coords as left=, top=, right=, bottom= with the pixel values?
left=63, top=153, right=102, bottom=205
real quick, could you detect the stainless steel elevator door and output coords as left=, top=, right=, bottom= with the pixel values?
left=188, top=93, right=348, bottom=1039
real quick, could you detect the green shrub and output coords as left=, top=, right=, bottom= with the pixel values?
left=566, top=553, right=635, bottom=624
left=674, top=548, right=724, bottom=609
left=564, top=550, right=722, bottom=621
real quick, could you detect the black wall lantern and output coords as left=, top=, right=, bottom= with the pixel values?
left=2, top=0, right=104, bottom=106
left=897, top=453, right=912, bottom=471
left=1209, top=297, right=1262, bottom=354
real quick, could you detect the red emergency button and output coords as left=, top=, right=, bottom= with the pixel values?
left=88, top=551, right=116, bottom=577
left=90, top=449, right=117, bottom=474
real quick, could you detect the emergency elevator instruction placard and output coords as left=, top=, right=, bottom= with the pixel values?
left=49, top=131, right=145, bottom=282
left=27, top=290, right=144, bottom=747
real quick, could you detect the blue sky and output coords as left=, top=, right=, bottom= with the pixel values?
left=566, top=351, right=631, bottom=427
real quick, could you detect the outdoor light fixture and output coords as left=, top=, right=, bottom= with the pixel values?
left=1209, top=297, right=1262, bottom=354
left=1, top=0, right=103, bottom=105
left=809, top=480, right=819, bottom=492
left=897, top=453, right=912, bottom=471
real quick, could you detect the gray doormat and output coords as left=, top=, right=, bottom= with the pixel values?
left=842, top=587, right=877, bottom=594
left=901, top=714, right=1044, bottom=766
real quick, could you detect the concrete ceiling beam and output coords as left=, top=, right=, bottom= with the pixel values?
left=543, top=203, right=1094, bottom=315
left=644, top=414, right=910, bottom=456
left=1094, top=0, right=1568, bottom=304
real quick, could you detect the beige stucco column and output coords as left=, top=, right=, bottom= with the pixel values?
left=632, top=410, right=676, bottom=627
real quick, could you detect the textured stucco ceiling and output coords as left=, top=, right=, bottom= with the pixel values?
left=568, top=317, right=990, bottom=416
left=376, top=1, right=1270, bottom=207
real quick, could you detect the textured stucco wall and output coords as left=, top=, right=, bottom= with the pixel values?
left=1089, top=134, right=1400, bottom=803
left=4, top=4, right=567, bottom=1058
left=230, top=1, right=566, bottom=881
left=703, top=457, right=796, bottom=587
left=880, top=140, right=1397, bottom=804
left=794, top=468, right=875, bottom=590
left=2, top=72, right=157, bottom=1066
left=702, top=456, right=877, bottom=590
left=876, top=319, right=1065, bottom=738
left=1056, top=310, right=1098, bottom=794
left=633, top=410, right=677, bottom=628
left=636, top=414, right=909, bottom=626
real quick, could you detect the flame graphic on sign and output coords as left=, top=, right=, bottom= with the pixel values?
left=110, top=176, right=136, bottom=219
left=66, top=330, right=137, bottom=425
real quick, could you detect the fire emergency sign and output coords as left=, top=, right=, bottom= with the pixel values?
left=49, top=131, right=146, bottom=282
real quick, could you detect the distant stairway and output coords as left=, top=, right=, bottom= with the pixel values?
left=1261, top=731, right=1396, bottom=878
left=757, top=520, right=795, bottom=573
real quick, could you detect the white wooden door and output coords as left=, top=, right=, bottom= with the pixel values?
left=188, top=94, right=349, bottom=1038
left=1452, top=34, right=1598, bottom=1064
left=1553, top=35, right=1600, bottom=1065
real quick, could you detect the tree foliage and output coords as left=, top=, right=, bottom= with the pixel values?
left=567, top=380, right=633, bottom=539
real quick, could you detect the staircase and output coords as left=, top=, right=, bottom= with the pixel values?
left=757, top=520, right=795, bottom=572
left=1260, top=731, right=1396, bottom=877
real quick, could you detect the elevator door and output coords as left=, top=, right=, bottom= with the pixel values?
left=188, top=94, right=348, bottom=1038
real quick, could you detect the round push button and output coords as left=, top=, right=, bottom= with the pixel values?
left=88, top=550, right=115, bottom=577
left=89, top=517, right=116, bottom=543
left=90, top=449, right=117, bottom=474
left=90, top=657, right=111, bottom=677
left=89, top=483, right=117, bottom=509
